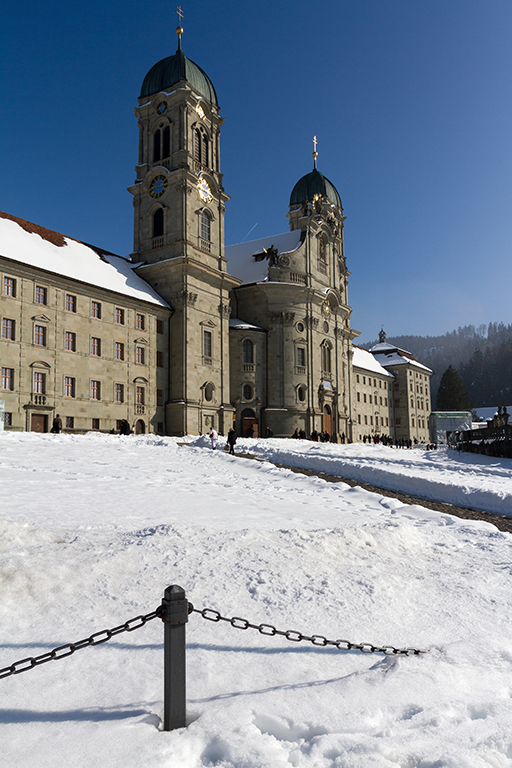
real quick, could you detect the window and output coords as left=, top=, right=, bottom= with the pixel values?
left=33, top=372, right=46, bottom=394
left=243, top=339, right=254, bottom=364
left=66, top=294, right=76, bottom=312
left=380, top=397, right=382, bottom=406
left=156, top=389, right=164, bottom=406
left=369, top=395, right=372, bottom=404
left=203, top=330, right=212, bottom=359
left=1, top=368, right=14, bottom=390
left=65, top=331, right=76, bottom=351
left=114, top=383, right=124, bottom=403
left=2, top=318, right=15, bottom=340
left=3, top=277, right=16, bottom=297
left=357, top=414, right=361, bottom=424
left=321, top=343, right=331, bottom=373
left=298, top=386, right=306, bottom=402
left=156, top=319, right=164, bottom=334
left=200, top=211, right=211, bottom=243
left=357, top=392, right=360, bottom=402
left=135, top=346, right=145, bottom=365
left=136, top=313, right=145, bottom=330
left=243, top=384, right=253, bottom=400
left=34, top=324, right=46, bottom=346
left=91, top=337, right=101, bottom=356
left=64, top=377, right=76, bottom=398
left=356, top=374, right=360, bottom=383
left=91, top=301, right=101, bottom=319
left=153, top=129, right=161, bottom=162
left=92, top=419, right=100, bottom=430
left=363, top=377, right=366, bottom=385
left=396, top=418, right=401, bottom=426
left=162, top=125, right=170, bottom=157
left=4, top=412, right=12, bottom=426
left=412, top=416, right=415, bottom=427
left=91, top=380, right=101, bottom=400
left=296, top=347, right=306, bottom=368
left=156, top=350, right=164, bottom=367
left=66, top=416, right=74, bottom=429
left=364, top=415, right=368, bottom=425
left=374, top=379, right=377, bottom=387
left=363, top=393, right=367, bottom=403
left=204, top=383, right=214, bottom=402
left=115, top=342, right=124, bottom=361
left=115, top=308, right=125, bottom=325
left=193, top=127, right=208, bottom=166
left=153, top=208, right=164, bottom=238
left=375, top=417, right=379, bottom=427
left=136, top=386, right=145, bottom=405
left=35, top=286, right=47, bottom=304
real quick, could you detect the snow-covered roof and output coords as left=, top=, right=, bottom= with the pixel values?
left=352, top=346, right=395, bottom=378
left=225, top=230, right=303, bottom=284
left=0, top=212, right=169, bottom=307
left=229, top=318, right=266, bottom=331
left=372, top=349, right=432, bottom=373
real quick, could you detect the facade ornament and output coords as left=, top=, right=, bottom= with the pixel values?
left=170, top=289, right=198, bottom=307
left=278, top=255, right=290, bottom=268
left=269, top=311, right=283, bottom=323
left=218, top=302, right=231, bottom=318
left=305, top=314, right=319, bottom=330
left=283, top=312, right=295, bottom=325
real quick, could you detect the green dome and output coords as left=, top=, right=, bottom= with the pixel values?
left=290, top=168, right=342, bottom=208
left=140, top=49, right=218, bottom=106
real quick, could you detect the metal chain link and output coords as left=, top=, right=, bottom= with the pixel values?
left=191, top=606, right=428, bottom=656
left=0, top=606, right=162, bottom=680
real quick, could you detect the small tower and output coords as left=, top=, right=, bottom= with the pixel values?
left=129, top=20, right=239, bottom=436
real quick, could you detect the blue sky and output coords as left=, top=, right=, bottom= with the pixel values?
left=1, top=0, right=512, bottom=342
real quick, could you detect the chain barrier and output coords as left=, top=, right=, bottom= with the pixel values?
left=0, top=606, right=163, bottom=680
left=191, top=606, right=428, bottom=656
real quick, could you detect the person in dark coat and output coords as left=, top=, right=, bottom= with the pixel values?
left=51, top=414, right=62, bottom=433
left=227, top=428, right=237, bottom=455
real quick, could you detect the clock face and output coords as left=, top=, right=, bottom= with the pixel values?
left=197, top=178, right=212, bottom=202
left=156, top=101, right=167, bottom=115
left=195, top=103, right=205, bottom=119
left=149, top=175, right=167, bottom=198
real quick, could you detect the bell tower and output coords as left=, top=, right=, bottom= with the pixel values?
left=129, top=20, right=240, bottom=436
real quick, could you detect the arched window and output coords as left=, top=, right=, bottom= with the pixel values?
left=193, top=128, right=208, bottom=166
left=200, top=210, right=211, bottom=242
left=321, top=343, right=332, bottom=373
left=153, top=208, right=164, bottom=238
left=153, top=130, right=161, bottom=162
left=242, top=339, right=254, bottom=364
left=204, top=382, right=214, bottom=402
left=298, top=386, right=306, bottom=402
left=162, top=126, right=170, bottom=158
left=243, top=384, right=253, bottom=401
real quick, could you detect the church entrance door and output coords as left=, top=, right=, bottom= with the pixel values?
left=241, top=409, right=258, bottom=438
left=135, top=419, right=145, bottom=435
left=323, top=405, right=332, bottom=439
left=31, top=414, right=47, bottom=433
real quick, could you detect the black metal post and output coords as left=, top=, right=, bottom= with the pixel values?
left=161, top=584, right=189, bottom=731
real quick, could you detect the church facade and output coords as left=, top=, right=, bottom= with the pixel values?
left=0, top=35, right=432, bottom=442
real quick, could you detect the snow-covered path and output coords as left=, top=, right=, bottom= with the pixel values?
left=1, top=432, right=512, bottom=768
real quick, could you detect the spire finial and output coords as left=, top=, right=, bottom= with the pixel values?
left=379, top=326, right=387, bottom=344
left=176, top=5, right=184, bottom=50
left=312, top=135, right=318, bottom=170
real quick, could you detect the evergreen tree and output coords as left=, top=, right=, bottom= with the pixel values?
left=436, top=366, right=472, bottom=410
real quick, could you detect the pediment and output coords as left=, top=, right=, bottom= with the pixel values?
left=134, top=337, right=149, bottom=345
left=200, top=320, right=216, bottom=328
left=30, top=360, right=51, bottom=369
left=31, top=314, right=51, bottom=322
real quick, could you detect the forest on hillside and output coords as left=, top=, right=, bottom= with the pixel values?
left=361, top=322, right=512, bottom=408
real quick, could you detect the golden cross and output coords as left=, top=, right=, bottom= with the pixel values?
left=176, top=5, right=184, bottom=22
left=313, top=135, right=318, bottom=153
left=312, top=135, right=318, bottom=169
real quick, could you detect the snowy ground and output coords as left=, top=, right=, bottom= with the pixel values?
left=1, top=432, right=512, bottom=768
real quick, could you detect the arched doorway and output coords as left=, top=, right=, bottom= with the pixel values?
left=323, top=405, right=332, bottom=439
left=135, top=419, right=145, bottom=435
left=241, top=408, right=259, bottom=438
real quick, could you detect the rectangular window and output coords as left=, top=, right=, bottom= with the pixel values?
left=64, top=376, right=76, bottom=398
left=3, top=277, right=16, bottom=297
left=375, top=416, right=379, bottom=427
left=156, top=350, right=164, bottom=367
left=296, top=347, right=306, bottom=368
left=412, top=416, right=415, bottom=427
left=356, top=374, right=360, bottom=383
left=396, top=417, right=401, bottom=426
left=4, top=412, right=12, bottom=426
left=385, top=397, right=388, bottom=406
left=114, top=383, right=124, bottom=403
left=395, top=399, right=400, bottom=407
left=2, top=318, right=15, bottom=340
left=115, top=342, right=125, bottom=361
left=34, top=324, right=46, bottom=346
left=66, top=294, right=76, bottom=312
left=66, top=416, right=74, bottom=429
left=357, top=392, right=360, bottom=402
left=91, top=380, right=101, bottom=400
left=91, top=301, right=101, bottom=319
left=156, top=389, right=164, bottom=406
left=135, top=346, right=145, bottom=365
left=369, top=395, right=372, bottom=404
left=357, top=414, right=361, bottom=424
left=363, top=376, right=366, bottom=385
left=91, top=337, right=101, bottom=356
left=33, top=372, right=46, bottom=394
left=65, top=331, right=76, bottom=351
left=363, top=393, right=367, bottom=403
left=380, top=397, right=382, bottom=406
left=115, top=308, right=125, bottom=325
left=136, top=313, right=145, bottom=330
left=370, top=416, right=373, bottom=425
left=136, top=386, right=145, bottom=405
left=92, top=418, right=100, bottom=430
left=364, top=415, right=368, bottom=425
left=1, top=367, right=14, bottom=390
left=203, top=330, right=212, bottom=359
left=35, top=286, right=47, bottom=304
left=156, top=319, right=164, bottom=334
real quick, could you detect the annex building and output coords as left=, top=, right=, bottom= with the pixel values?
left=0, top=31, right=432, bottom=443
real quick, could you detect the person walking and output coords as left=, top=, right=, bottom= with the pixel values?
left=227, top=428, right=237, bottom=455
left=51, top=414, right=62, bottom=433
left=209, top=427, right=218, bottom=450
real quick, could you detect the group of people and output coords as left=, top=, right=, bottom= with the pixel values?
left=291, top=428, right=332, bottom=442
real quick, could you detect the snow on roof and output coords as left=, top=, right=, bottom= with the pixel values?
left=372, top=349, right=432, bottom=373
left=225, top=230, right=303, bottom=284
left=229, top=318, right=266, bottom=331
left=352, top=346, right=395, bottom=377
left=0, top=212, right=168, bottom=307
